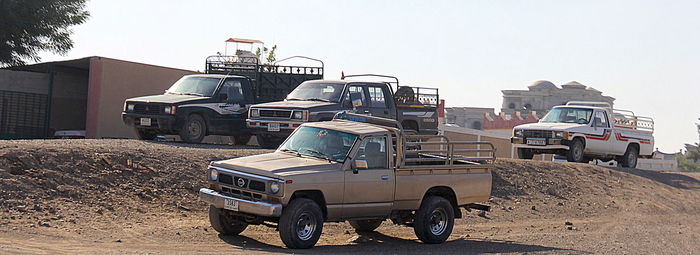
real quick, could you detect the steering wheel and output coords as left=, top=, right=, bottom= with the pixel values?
left=577, top=118, right=588, bottom=124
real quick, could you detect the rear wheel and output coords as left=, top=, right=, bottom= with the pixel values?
left=413, top=196, right=454, bottom=244
left=279, top=198, right=324, bottom=249
left=179, top=114, right=206, bottom=143
left=517, top=148, right=535, bottom=159
left=135, top=128, right=157, bottom=140
left=619, top=145, right=639, bottom=168
left=348, top=219, right=383, bottom=233
left=232, top=135, right=251, bottom=145
left=567, top=139, right=585, bottom=163
left=208, top=206, right=248, bottom=235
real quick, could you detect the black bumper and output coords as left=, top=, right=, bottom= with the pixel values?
left=122, top=112, right=177, bottom=131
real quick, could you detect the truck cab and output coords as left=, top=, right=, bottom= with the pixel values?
left=247, top=75, right=439, bottom=148
left=511, top=101, right=654, bottom=167
left=199, top=112, right=493, bottom=249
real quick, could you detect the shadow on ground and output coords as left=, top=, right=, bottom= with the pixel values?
left=610, top=167, right=700, bottom=190
left=219, top=231, right=580, bottom=254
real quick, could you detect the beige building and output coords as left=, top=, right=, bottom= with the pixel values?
left=502, top=80, right=615, bottom=118
left=2, top=57, right=195, bottom=139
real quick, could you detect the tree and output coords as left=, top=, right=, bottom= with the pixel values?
left=255, top=45, right=278, bottom=65
left=0, top=0, right=89, bottom=67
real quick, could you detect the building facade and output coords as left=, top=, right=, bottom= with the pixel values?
left=501, top=80, right=615, bottom=118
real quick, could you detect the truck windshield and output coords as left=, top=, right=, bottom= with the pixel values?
left=166, top=76, right=221, bottom=97
left=286, top=83, right=345, bottom=102
left=279, top=126, right=357, bottom=163
left=541, top=108, right=593, bottom=124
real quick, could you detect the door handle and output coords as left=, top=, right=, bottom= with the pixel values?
left=381, top=175, right=389, bottom=180
left=364, top=110, right=370, bottom=113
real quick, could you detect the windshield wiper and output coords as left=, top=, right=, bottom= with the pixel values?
left=180, top=92, right=204, bottom=97
left=303, top=148, right=333, bottom=162
left=302, top=98, right=331, bottom=102
left=280, top=148, right=302, bottom=157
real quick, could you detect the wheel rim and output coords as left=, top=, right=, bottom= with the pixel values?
left=628, top=150, right=637, bottom=166
left=574, top=143, right=583, bottom=161
left=188, top=121, right=202, bottom=138
left=296, top=212, right=316, bottom=241
left=429, top=208, right=448, bottom=236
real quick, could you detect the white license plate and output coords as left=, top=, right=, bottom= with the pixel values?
left=526, top=139, right=546, bottom=146
left=267, top=122, right=280, bottom=132
left=140, top=118, right=151, bottom=126
left=224, top=199, right=239, bottom=211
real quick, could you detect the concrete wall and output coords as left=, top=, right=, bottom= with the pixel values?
left=86, top=57, right=196, bottom=139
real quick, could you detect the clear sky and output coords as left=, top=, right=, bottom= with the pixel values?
left=39, top=0, right=700, bottom=152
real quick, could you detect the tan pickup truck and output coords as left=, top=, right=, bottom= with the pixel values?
left=199, top=112, right=495, bottom=249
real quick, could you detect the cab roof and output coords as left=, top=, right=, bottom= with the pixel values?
left=184, top=74, right=247, bottom=79
left=552, top=105, right=609, bottom=111
left=303, top=120, right=389, bottom=136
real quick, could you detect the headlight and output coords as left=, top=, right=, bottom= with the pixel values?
left=292, top=111, right=303, bottom=120
left=270, top=182, right=281, bottom=194
left=514, top=129, right=523, bottom=137
left=164, top=106, right=176, bottom=115
left=127, top=104, right=135, bottom=112
left=249, top=109, right=259, bottom=118
left=554, top=131, right=569, bottom=139
left=209, top=169, right=218, bottom=181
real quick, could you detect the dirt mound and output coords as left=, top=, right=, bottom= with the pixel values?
left=1, top=139, right=699, bottom=254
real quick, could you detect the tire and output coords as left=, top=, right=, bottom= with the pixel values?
left=233, top=135, right=251, bottom=145
left=566, top=139, right=585, bottom=163
left=208, top=205, right=248, bottom=235
left=348, top=219, right=383, bottom=233
left=517, top=148, right=534, bottom=160
left=619, top=145, right=639, bottom=168
left=257, top=135, right=281, bottom=149
left=413, top=196, right=455, bottom=244
left=135, top=128, right=157, bottom=140
left=279, top=198, right=324, bottom=249
left=179, top=114, right=206, bottom=143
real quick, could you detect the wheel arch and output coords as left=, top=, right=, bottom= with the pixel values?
left=401, top=119, right=419, bottom=131
left=423, top=186, right=461, bottom=218
left=289, top=190, right=327, bottom=220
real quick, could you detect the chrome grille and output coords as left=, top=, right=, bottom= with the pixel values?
left=259, top=109, right=292, bottom=118
left=523, top=130, right=553, bottom=138
left=133, top=104, right=164, bottom=115
left=218, top=173, right=266, bottom=192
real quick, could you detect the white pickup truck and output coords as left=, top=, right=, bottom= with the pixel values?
left=511, top=101, right=654, bottom=168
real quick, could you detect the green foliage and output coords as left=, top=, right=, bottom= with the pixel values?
left=266, top=45, right=277, bottom=64
left=255, top=45, right=278, bottom=65
left=0, top=0, right=90, bottom=66
left=677, top=143, right=700, bottom=172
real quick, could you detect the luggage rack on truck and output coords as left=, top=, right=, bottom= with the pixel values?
left=341, top=74, right=439, bottom=108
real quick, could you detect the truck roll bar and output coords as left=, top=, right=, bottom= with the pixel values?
left=341, top=74, right=399, bottom=87
left=333, top=111, right=403, bottom=130
left=273, top=55, right=324, bottom=69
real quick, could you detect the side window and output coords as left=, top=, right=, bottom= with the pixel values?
left=368, top=86, right=386, bottom=108
left=219, top=79, right=244, bottom=102
left=593, top=111, right=609, bottom=128
left=356, top=136, right=387, bottom=169
left=343, top=86, right=367, bottom=108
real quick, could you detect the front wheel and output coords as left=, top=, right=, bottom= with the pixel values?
left=413, top=196, right=455, bottom=244
left=179, top=114, right=206, bottom=143
left=208, top=206, right=248, bottom=235
left=517, top=148, right=534, bottom=159
left=566, top=139, right=585, bottom=163
left=135, top=128, right=157, bottom=140
left=349, top=219, right=383, bottom=233
left=279, top=198, right=324, bottom=249
left=619, top=145, right=639, bottom=168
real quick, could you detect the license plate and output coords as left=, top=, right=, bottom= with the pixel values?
left=224, top=199, right=239, bottom=211
left=526, top=139, right=546, bottom=146
left=140, top=118, right=151, bottom=126
left=267, top=122, right=280, bottom=132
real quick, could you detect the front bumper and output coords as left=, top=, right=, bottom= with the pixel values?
left=511, top=137, right=570, bottom=150
left=122, top=112, right=177, bottom=130
left=247, top=119, right=305, bottom=135
left=198, top=188, right=283, bottom=217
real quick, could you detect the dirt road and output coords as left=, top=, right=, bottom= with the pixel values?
left=1, top=140, right=698, bottom=254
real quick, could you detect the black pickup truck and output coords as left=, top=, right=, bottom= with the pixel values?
left=121, top=55, right=323, bottom=143
left=247, top=74, right=439, bottom=148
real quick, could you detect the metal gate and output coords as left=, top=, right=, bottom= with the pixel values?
left=0, top=90, right=48, bottom=139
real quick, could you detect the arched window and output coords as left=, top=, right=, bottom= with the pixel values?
left=524, top=103, right=532, bottom=110
left=471, top=121, right=482, bottom=130
left=508, top=103, right=516, bottom=109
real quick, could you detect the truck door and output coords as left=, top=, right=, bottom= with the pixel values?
left=214, top=78, right=247, bottom=133
left=365, top=85, right=396, bottom=119
left=341, top=85, right=371, bottom=114
left=343, top=135, right=395, bottom=218
left=587, top=110, right=612, bottom=154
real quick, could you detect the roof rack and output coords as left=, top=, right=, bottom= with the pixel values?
left=565, top=101, right=612, bottom=108
left=332, top=111, right=403, bottom=130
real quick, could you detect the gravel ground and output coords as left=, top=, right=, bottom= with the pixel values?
left=0, top=139, right=698, bottom=254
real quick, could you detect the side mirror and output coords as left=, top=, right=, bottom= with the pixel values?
left=353, top=160, right=368, bottom=174
left=218, top=93, right=228, bottom=101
